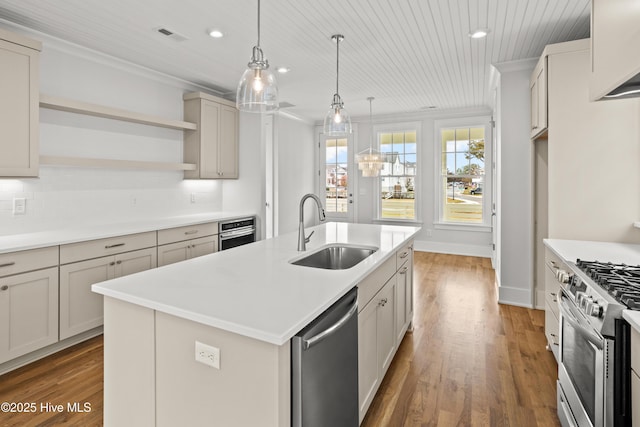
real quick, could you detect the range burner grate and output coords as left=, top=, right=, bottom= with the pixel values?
left=576, top=259, right=640, bottom=310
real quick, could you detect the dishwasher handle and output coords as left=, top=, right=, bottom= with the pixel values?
left=303, top=298, right=358, bottom=350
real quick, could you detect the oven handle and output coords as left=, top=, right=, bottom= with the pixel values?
left=559, top=292, right=603, bottom=350
left=219, top=227, right=255, bottom=241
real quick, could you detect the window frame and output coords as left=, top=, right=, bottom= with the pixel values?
left=434, top=116, right=492, bottom=231
left=374, top=121, right=421, bottom=223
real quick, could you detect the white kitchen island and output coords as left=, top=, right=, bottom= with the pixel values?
left=92, top=222, right=420, bottom=427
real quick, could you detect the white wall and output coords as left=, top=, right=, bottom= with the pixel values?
left=0, top=22, right=224, bottom=235
left=350, top=109, right=494, bottom=257
left=0, top=21, right=318, bottom=239
left=493, top=59, right=537, bottom=308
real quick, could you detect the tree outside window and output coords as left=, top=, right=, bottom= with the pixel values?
left=441, top=127, right=485, bottom=223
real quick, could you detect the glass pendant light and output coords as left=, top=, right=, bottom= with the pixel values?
left=236, top=0, right=278, bottom=113
left=323, top=34, right=352, bottom=136
left=356, top=97, right=384, bottom=177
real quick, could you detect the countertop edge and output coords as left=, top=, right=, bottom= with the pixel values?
left=93, top=223, right=421, bottom=346
left=0, top=211, right=256, bottom=254
left=623, top=311, right=640, bottom=334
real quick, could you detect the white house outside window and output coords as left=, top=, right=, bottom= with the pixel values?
left=436, top=120, right=490, bottom=226
left=377, top=124, right=419, bottom=221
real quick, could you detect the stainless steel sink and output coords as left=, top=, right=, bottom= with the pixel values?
left=290, top=244, right=377, bottom=270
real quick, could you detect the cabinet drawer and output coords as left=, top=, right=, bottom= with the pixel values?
left=0, top=246, right=58, bottom=277
left=545, top=287, right=560, bottom=320
left=157, top=222, right=218, bottom=245
left=631, top=326, right=640, bottom=373
left=357, top=256, right=395, bottom=312
left=60, top=231, right=156, bottom=264
left=396, top=241, right=413, bottom=269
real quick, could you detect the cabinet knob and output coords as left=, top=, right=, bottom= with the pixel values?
left=109, top=262, right=116, bottom=266
left=116, top=260, right=122, bottom=265
left=0, top=285, right=8, bottom=291
left=379, top=298, right=388, bottom=307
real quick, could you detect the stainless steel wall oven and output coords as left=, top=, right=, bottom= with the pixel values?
left=218, top=217, right=256, bottom=251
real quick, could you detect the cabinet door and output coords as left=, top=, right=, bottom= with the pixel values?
left=115, top=247, right=157, bottom=277
left=218, top=104, right=238, bottom=178
left=199, top=100, right=221, bottom=178
left=394, top=272, right=406, bottom=345
left=0, top=36, right=39, bottom=177
left=378, top=279, right=396, bottom=376
left=357, top=298, right=379, bottom=423
left=0, top=267, right=58, bottom=363
left=60, top=256, right=114, bottom=340
left=536, top=64, right=547, bottom=132
left=189, top=235, right=218, bottom=259
left=530, top=78, right=538, bottom=137
left=157, top=241, right=190, bottom=267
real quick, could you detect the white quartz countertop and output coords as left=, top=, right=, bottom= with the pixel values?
left=92, top=222, right=420, bottom=345
left=0, top=212, right=254, bottom=254
left=543, top=238, right=640, bottom=265
left=544, top=238, right=640, bottom=333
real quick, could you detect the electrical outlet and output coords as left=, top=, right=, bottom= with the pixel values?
left=13, top=198, right=26, bottom=215
left=195, top=341, right=220, bottom=369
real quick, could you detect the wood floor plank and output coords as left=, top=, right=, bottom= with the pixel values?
left=361, top=251, right=559, bottom=427
left=0, top=251, right=559, bottom=426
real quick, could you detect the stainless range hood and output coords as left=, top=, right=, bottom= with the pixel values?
left=603, top=71, right=640, bottom=99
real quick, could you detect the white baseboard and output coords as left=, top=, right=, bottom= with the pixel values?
left=498, top=285, right=534, bottom=308
left=414, top=240, right=492, bottom=258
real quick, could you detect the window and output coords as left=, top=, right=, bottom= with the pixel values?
left=378, top=126, right=418, bottom=221
left=439, top=124, right=486, bottom=224
left=324, top=137, right=349, bottom=214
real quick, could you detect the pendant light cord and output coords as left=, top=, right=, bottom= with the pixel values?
left=368, top=97, right=374, bottom=151
left=257, top=0, right=261, bottom=47
left=335, top=36, right=340, bottom=94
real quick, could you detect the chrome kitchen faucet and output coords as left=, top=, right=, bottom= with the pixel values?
left=297, top=193, right=326, bottom=251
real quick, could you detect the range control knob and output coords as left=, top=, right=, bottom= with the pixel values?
left=587, top=301, right=603, bottom=318
left=556, top=270, right=571, bottom=284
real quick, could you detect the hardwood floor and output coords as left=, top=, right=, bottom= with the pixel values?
left=361, top=252, right=559, bottom=427
left=0, top=252, right=559, bottom=426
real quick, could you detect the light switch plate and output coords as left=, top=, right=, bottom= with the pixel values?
left=13, top=198, right=26, bottom=215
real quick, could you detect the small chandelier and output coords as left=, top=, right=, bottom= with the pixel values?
left=323, top=34, right=352, bottom=136
left=356, top=97, right=384, bottom=177
left=236, top=0, right=278, bottom=113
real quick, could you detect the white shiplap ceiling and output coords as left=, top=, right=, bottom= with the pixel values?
left=0, top=0, right=590, bottom=120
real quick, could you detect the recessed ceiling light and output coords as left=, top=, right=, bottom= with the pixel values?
left=208, top=29, right=224, bottom=38
left=276, top=66, right=291, bottom=74
left=468, top=28, right=490, bottom=39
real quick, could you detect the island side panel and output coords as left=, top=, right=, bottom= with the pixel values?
left=155, top=311, right=291, bottom=427
left=103, top=297, right=155, bottom=427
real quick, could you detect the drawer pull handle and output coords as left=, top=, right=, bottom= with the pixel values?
left=0, top=262, right=16, bottom=268
left=116, top=260, right=122, bottom=265
left=105, top=243, right=125, bottom=249
left=109, top=262, right=115, bottom=266
left=399, top=252, right=409, bottom=259
left=184, top=230, right=199, bottom=235
left=379, top=298, right=388, bottom=307
left=399, top=267, right=408, bottom=274
left=0, top=285, right=8, bottom=291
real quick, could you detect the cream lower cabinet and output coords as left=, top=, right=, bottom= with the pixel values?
left=395, top=242, right=414, bottom=344
left=358, top=276, right=396, bottom=422
left=60, top=247, right=156, bottom=340
left=158, top=236, right=217, bottom=267
left=0, top=267, right=58, bottom=364
left=544, top=249, right=562, bottom=361
left=157, top=222, right=218, bottom=267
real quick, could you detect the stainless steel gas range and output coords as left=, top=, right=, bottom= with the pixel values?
left=552, top=258, right=637, bottom=427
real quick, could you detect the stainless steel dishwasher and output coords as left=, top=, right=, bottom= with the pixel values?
left=291, top=287, right=359, bottom=427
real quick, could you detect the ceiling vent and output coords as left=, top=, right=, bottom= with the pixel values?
left=154, top=27, right=189, bottom=42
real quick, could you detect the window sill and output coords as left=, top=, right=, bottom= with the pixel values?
left=433, top=222, right=492, bottom=233
left=373, top=218, right=423, bottom=227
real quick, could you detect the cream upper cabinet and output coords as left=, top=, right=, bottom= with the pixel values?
left=0, top=28, right=41, bottom=177
left=183, top=92, right=239, bottom=179
left=530, top=55, right=547, bottom=139
left=590, top=0, right=640, bottom=100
